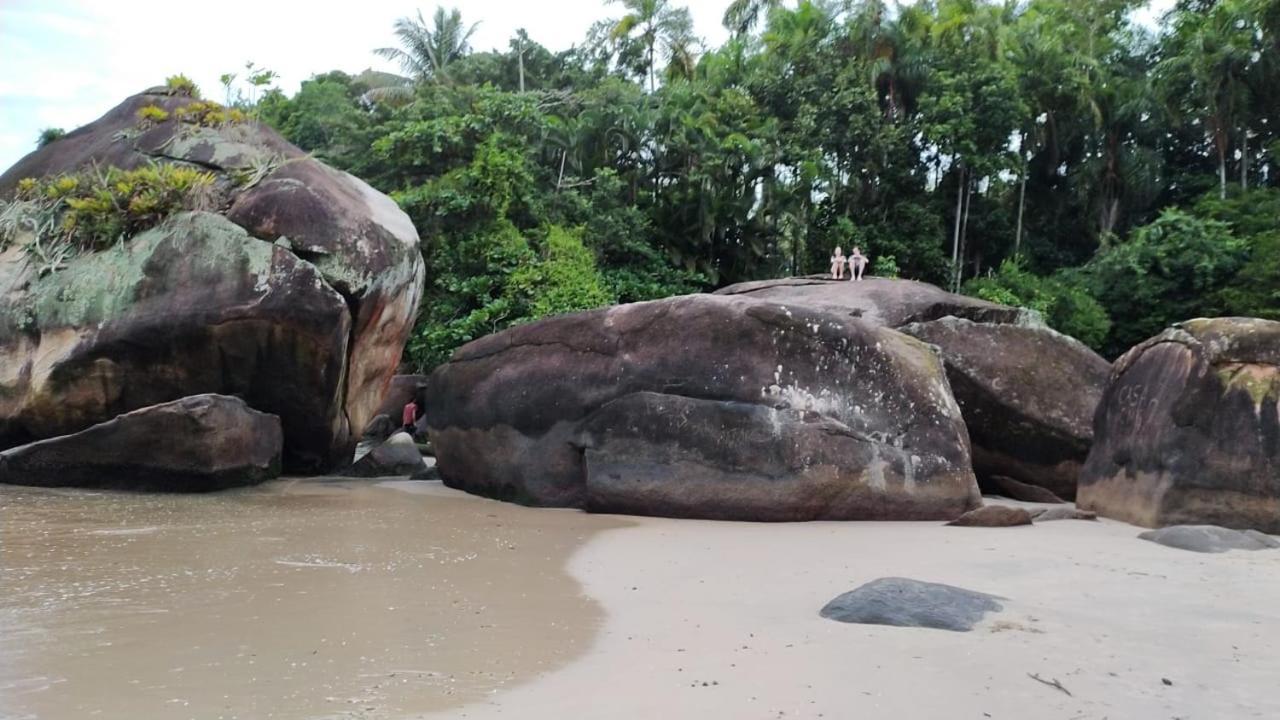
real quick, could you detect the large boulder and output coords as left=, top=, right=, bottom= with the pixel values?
left=716, top=277, right=1109, bottom=499
left=899, top=317, right=1110, bottom=500
left=0, top=90, right=425, bottom=472
left=1079, top=318, right=1280, bottom=533
left=0, top=394, right=281, bottom=491
left=426, top=294, right=981, bottom=521
left=714, top=276, right=1028, bottom=326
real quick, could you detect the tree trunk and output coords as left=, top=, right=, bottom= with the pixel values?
left=517, top=36, right=526, bottom=93
left=1241, top=129, right=1248, bottom=192
left=957, top=175, right=973, bottom=292
left=1015, top=135, right=1027, bottom=258
left=1216, top=124, right=1228, bottom=200
left=951, top=166, right=964, bottom=291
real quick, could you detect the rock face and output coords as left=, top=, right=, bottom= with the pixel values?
left=340, top=431, right=427, bottom=478
left=0, top=394, right=280, bottom=491
left=1138, top=525, right=1280, bottom=553
left=426, top=294, right=981, bottom=521
left=946, top=505, right=1034, bottom=527
left=1079, top=318, right=1280, bottom=533
left=715, top=276, right=1026, bottom=326
left=0, top=90, right=425, bottom=472
left=987, top=475, right=1067, bottom=504
left=717, top=277, right=1109, bottom=499
left=819, top=577, right=1004, bottom=632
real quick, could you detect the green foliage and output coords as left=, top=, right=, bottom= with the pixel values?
left=136, top=105, right=171, bottom=127
left=247, top=0, right=1280, bottom=364
left=163, top=74, right=201, bottom=98
left=1086, top=208, right=1248, bottom=356
left=872, top=254, right=900, bottom=279
left=965, top=260, right=1111, bottom=350
left=1, top=165, right=215, bottom=272
left=1195, top=188, right=1280, bottom=320
left=173, top=101, right=247, bottom=127
left=508, top=225, right=615, bottom=319
left=36, top=127, right=65, bottom=148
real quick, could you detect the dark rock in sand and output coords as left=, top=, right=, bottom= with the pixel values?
left=715, top=277, right=1109, bottom=501
left=427, top=294, right=981, bottom=521
left=987, top=475, right=1067, bottom=504
left=0, top=394, right=280, bottom=491
left=0, top=90, right=424, bottom=473
left=1079, top=318, right=1280, bottom=533
left=820, top=577, right=1004, bottom=632
left=1138, top=525, right=1280, bottom=553
left=1030, top=506, right=1098, bottom=522
left=946, top=505, right=1034, bottom=527
left=340, top=432, right=426, bottom=478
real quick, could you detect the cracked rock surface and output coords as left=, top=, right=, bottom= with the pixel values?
left=0, top=90, right=425, bottom=474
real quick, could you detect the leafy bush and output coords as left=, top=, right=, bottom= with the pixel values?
left=36, top=128, right=65, bottom=148
left=508, top=225, right=615, bottom=319
left=136, top=105, right=171, bottom=127
left=174, top=101, right=247, bottom=127
left=1, top=164, right=215, bottom=273
left=965, top=259, right=1111, bottom=350
left=164, top=74, right=201, bottom=98
left=1085, top=208, right=1247, bottom=357
left=872, top=254, right=900, bottom=279
left=1193, top=188, right=1280, bottom=321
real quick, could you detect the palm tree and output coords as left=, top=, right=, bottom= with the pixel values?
left=1157, top=0, right=1259, bottom=199
left=374, top=7, right=479, bottom=89
left=722, top=0, right=782, bottom=37
left=610, top=0, right=689, bottom=92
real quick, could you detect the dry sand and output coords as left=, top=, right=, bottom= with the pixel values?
left=439, top=497, right=1280, bottom=720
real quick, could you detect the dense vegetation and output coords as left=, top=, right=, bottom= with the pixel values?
left=45, top=1, right=1280, bottom=367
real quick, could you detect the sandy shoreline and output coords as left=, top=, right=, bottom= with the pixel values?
left=3, top=481, right=1277, bottom=719
left=0, top=479, right=628, bottom=720
left=437, top=497, right=1280, bottom=720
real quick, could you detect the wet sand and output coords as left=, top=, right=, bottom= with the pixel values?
left=442, top=505, right=1280, bottom=719
left=0, top=479, right=627, bottom=720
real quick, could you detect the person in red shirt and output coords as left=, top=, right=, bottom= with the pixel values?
left=402, top=400, right=418, bottom=434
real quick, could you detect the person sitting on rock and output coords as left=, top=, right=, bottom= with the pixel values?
left=849, top=246, right=869, bottom=281
left=830, top=246, right=847, bottom=280
left=402, top=399, right=419, bottom=435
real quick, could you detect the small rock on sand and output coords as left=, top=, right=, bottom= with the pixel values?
left=947, top=505, right=1033, bottom=527
left=820, top=577, right=1004, bottom=632
left=1029, top=507, right=1098, bottom=522
left=1139, top=525, right=1280, bottom=553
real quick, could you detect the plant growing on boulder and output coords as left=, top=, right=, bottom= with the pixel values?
left=174, top=100, right=247, bottom=128
left=135, top=105, right=171, bottom=128
left=0, top=164, right=215, bottom=272
left=164, top=74, right=201, bottom=98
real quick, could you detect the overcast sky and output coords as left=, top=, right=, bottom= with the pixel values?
left=1, top=0, right=1173, bottom=172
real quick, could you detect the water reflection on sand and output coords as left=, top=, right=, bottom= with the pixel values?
left=0, top=479, right=624, bottom=719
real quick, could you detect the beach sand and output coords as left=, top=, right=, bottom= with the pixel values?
left=0, top=479, right=628, bottom=720
left=439, top=497, right=1280, bottom=720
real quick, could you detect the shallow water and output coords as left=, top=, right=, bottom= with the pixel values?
left=0, top=479, right=624, bottom=719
